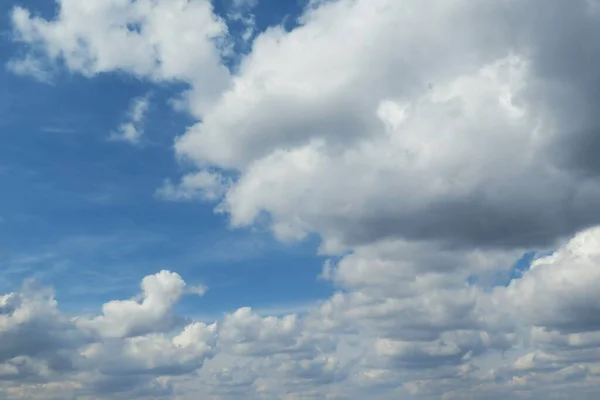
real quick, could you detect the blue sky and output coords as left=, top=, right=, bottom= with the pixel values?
left=2, top=1, right=600, bottom=399
left=0, top=0, right=331, bottom=316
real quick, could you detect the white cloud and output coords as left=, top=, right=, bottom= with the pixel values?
left=185, top=284, right=209, bottom=296
left=109, top=94, right=150, bottom=144
left=219, top=307, right=336, bottom=357
left=1, top=233, right=600, bottom=399
left=156, top=171, right=231, bottom=202
left=232, top=0, right=258, bottom=10
left=77, top=270, right=189, bottom=339
left=79, top=320, right=218, bottom=377
left=0, top=271, right=346, bottom=399
left=10, top=0, right=231, bottom=116
left=228, top=0, right=259, bottom=44
left=153, top=0, right=600, bottom=256
left=5, top=54, right=53, bottom=83
left=506, top=226, right=600, bottom=334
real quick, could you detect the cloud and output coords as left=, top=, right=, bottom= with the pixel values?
left=219, top=307, right=336, bottom=357
left=156, top=171, right=231, bottom=202
left=228, top=0, right=259, bottom=44
left=0, top=271, right=346, bottom=399
left=79, top=320, right=218, bottom=377
left=0, top=271, right=218, bottom=398
left=77, top=270, right=189, bottom=339
left=1, top=236, right=600, bottom=399
left=232, top=0, right=258, bottom=10
left=5, top=54, right=52, bottom=83
left=10, top=0, right=231, bottom=116
left=164, top=0, right=600, bottom=254
left=185, top=284, right=208, bottom=296
left=0, top=282, right=86, bottom=369
left=506, top=226, right=600, bottom=334
left=109, top=94, right=150, bottom=145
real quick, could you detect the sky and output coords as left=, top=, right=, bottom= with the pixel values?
left=2, top=0, right=600, bottom=399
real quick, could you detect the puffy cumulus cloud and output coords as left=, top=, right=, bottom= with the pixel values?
left=0, top=271, right=351, bottom=400
left=171, top=0, right=600, bottom=253
left=77, top=320, right=218, bottom=386
left=293, top=226, right=600, bottom=399
left=77, top=270, right=192, bottom=339
left=506, top=226, right=600, bottom=334
left=0, top=283, right=86, bottom=373
left=10, top=0, right=600, bottom=399
left=0, top=271, right=218, bottom=399
left=201, top=360, right=261, bottom=397
left=215, top=52, right=592, bottom=253
left=276, top=355, right=349, bottom=385
left=219, top=307, right=336, bottom=357
left=314, top=241, right=519, bottom=349
left=300, top=244, right=520, bottom=398
left=482, top=227, right=600, bottom=399
left=320, top=238, right=520, bottom=297
left=2, top=247, right=600, bottom=400
left=10, top=0, right=231, bottom=115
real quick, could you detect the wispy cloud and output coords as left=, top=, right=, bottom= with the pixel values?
left=41, top=126, right=79, bottom=134
left=6, top=54, right=53, bottom=83
left=156, top=171, right=231, bottom=202
left=228, top=0, right=259, bottom=46
left=109, top=94, right=151, bottom=145
left=232, top=0, right=258, bottom=9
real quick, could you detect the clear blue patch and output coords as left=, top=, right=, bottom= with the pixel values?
left=507, top=251, right=537, bottom=282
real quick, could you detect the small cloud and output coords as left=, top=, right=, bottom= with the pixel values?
left=41, top=126, right=78, bottom=134
left=232, top=0, right=259, bottom=10
left=6, top=54, right=53, bottom=83
left=227, top=0, right=259, bottom=46
left=156, top=171, right=231, bottom=202
left=186, top=284, right=208, bottom=297
left=109, top=94, right=151, bottom=145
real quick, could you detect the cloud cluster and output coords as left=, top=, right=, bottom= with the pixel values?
left=0, top=270, right=346, bottom=399
left=8, top=0, right=600, bottom=398
left=2, top=227, right=600, bottom=400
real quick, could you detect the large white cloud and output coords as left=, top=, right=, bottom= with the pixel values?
left=8, top=0, right=600, bottom=399
left=168, top=0, right=600, bottom=254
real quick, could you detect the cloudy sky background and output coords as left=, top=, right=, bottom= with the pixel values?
left=2, top=0, right=600, bottom=399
